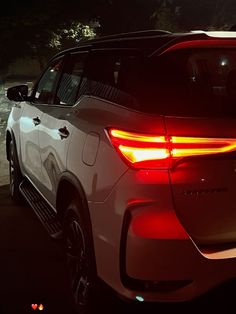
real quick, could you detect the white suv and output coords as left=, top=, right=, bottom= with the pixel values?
left=5, top=30, right=236, bottom=312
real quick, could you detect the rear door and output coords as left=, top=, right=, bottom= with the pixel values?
left=150, top=43, right=236, bottom=246
left=166, top=116, right=236, bottom=246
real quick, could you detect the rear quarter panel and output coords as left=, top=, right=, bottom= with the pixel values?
left=66, top=96, right=166, bottom=202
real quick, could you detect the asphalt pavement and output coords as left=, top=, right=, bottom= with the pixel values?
left=1, top=183, right=236, bottom=314
left=0, top=184, right=76, bottom=314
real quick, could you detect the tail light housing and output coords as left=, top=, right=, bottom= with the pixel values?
left=107, top=128, right=236, bottom=169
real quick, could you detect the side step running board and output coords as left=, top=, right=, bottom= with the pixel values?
left=19, top=179, right=62, bottom=240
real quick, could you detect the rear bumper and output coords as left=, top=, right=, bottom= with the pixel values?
left=89, top=168, right=236, bottom=302
left=123, top=235, right=236, bottom=302
left=120, top=202, right=236, bottom=302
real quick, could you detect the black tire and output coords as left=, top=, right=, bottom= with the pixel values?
left=63, top=198, right=101, bottom=314
left=8, top=140, right=23, bottom=203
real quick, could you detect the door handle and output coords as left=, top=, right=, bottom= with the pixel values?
left=13, top=103, right=21, bottom=109
left=58, top=126, right=70, bottom=139
left=33, top=116, right=41, bottom=126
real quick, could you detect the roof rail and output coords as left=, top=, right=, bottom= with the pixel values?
left=82, top=29, right=172, bottom=44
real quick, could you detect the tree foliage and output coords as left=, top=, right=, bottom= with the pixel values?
left=0, top=0, right=98, bottom=72
left=1, top=0, right=236, bottom=74
left=150, top=0, right=236, bottom=31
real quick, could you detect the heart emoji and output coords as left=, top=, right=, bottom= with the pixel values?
left=31, top=304, right=38, bottom=310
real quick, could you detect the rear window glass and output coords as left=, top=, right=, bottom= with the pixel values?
left=137, top=49, right=236, bottom=117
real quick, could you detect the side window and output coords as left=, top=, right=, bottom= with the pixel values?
left=82, top=50, right=142, bottom=110
left=56, top=53, right=86, bottom=106
left=34, top=58, right=63, bottom=104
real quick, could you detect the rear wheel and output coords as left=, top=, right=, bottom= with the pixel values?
left=63, top=199, right=100, bottom=314
left=9, top=140, right=23, bottom=203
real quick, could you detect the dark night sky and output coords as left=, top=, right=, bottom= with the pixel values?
left=1, top=1, right=236, bottom=38
left=3, top=0, right=31, bottom=15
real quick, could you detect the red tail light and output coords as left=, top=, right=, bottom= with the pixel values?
left=108, top=128, right=236, bottom=169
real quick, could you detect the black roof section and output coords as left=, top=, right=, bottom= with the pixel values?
left=83, top=29, right=172, bottom=43
left=51, top=29, right=176, bottom=60
left=52, top=29, right=235, bottom=61
left=80, top=29, right=175, bottom=51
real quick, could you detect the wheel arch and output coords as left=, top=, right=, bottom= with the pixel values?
left=6, top=128, right=23, bottom=176
left=6, top=129, right=14, bottom=161
left=56, top=171, right=97, bottom=272
left=56, top=171, right=92, bottom=228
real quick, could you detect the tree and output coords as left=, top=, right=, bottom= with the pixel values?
left=150, top=0, right=236, bottom=32
left=150, top=1, right=180, bottom=31
left=173, top=0, right=236, bottom=31
left=90, top=0, right=157, bottom=35
left=0, top=1, right=98, bottom=73
left=50, top=21, right=97, bottom=51
left=1, top=0, right=236, bottom=75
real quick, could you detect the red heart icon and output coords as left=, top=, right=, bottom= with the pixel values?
left=31, top=304, right=38, bottom=310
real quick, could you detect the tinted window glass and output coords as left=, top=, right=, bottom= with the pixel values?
left=140, top=49, right=236, bottom=117
left=56, top=53, right=86, bottom=106
left=84, top=48, right=236, bottom=118
left=82, top=50, right=141, bottom=110
left=34, top=58, right=63, bottom=104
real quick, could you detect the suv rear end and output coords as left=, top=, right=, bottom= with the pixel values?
left=6, top=30, right=236, bottom=309
left=85, top=31, right=236, bottom=302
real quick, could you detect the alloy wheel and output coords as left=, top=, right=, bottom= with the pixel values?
left=65, top=218, right=90, bottom=307
left=9, top=143, right=16, bottom=197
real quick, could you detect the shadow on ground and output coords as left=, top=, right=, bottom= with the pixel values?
left=0, top=184, right=75, bottom=314
left=0, top=184, right=236, bottom=314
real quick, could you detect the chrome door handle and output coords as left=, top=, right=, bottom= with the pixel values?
left=33, top=116, right=41, bottom=126
left=13, top=103, right=21, bottom=109
left=58, top=126, right=70, bottom=139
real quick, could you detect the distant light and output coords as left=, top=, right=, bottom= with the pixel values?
left=220, top=58, right=229, bottom=66
left=221, top=60, right=227, bottom=66
left=135, top=296, right=144, bottom=302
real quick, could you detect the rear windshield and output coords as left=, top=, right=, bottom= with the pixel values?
left=133, top=48, right=236, bottom=117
